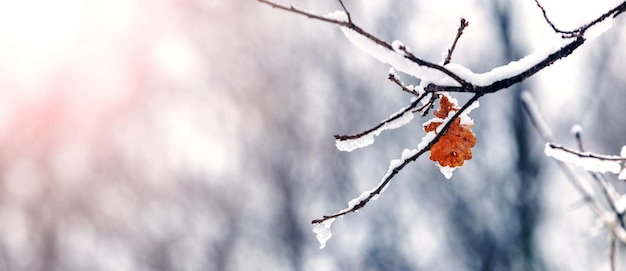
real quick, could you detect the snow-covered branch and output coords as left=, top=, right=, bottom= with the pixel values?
left=544, top=143, right=626, bottom=174
left=259, top=0, right=626, bottom=249
left=311, top=94, right=481, bottom=246
left=522, top=92, right=626, bottom=270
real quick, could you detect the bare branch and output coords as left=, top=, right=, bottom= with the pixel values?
left=258, top=0, right=351, bottom=26
left=444, top=18, right=469, bottom=65
left=337, top=0, right=351, bottom=24
left=387, top=72, right=422, bottom=96
left=417, top=93, right=439, bottom=117
left=533, top=0, right=573, bottom=36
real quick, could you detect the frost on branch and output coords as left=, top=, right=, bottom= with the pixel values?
left=423, top=94, right=478, bottom=179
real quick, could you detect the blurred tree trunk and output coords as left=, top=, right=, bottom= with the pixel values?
left=492, top=2, right=544, bottom=270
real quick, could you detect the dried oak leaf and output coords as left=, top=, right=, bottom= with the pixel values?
left=423, top=96, right=476, bottom=167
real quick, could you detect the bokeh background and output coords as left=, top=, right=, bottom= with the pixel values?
left=0, top=0, right=625, bottom=270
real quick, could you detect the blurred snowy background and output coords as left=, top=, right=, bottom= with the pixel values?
left=0, top=0, right=625, bottom=270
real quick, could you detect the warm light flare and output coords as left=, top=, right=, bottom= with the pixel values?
left=0, top=0, right=200, bottom=143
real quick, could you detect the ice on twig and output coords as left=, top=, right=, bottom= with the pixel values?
left=312, top=218, right=336, bottom=249
left=544, top=143, right=622, bottom=174
left=335, top=101, right=417, bottom=152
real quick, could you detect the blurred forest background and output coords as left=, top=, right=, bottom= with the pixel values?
left=0, top=0, right=625, bottom=270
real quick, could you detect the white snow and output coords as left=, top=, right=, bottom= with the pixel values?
left=619, top=146, right=626, bottom=180
left=348, top=191, right=371, bottom=209
left=544, top=143, right=622, bottom=174
left=570, top=124, right=583, bottom=137
left=618, top=169, right=626, bottom=181
left=438, top=165, right=454, bottom=179
left=614, top=195, right=626, bottom=214
left=324, top=10, right=348, bottom=22
left=335, top=135, right=375, bottom=152
left=335, top=101, right=417, bottom=152
left=584, top=17, right=613, bottom=41
left=391, top=40, right=407, bottom=54
left=335, top=10, right=587, bottom=101
left=339, top=18, right=575, bottom=89
left=443, top=37, right=569, bottom=87
left=339, top=26, right=437, bottom=82
left=417, top=131, right=436, bottom=151
left=312, top=218, right=336, bottom=249
left=459, top=100, right=480, bottom=126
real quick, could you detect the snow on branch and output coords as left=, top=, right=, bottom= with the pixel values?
left=259, top=0, right=626, bottom=249
left=523, top=92, right=626, bottom=269
left=545, top=143, right=626, bottom=174
left=311, top=94, right=481, bottom=247
left=334, top=94, right=425, bottom=152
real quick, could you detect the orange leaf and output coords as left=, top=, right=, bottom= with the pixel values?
left=433, top=95, right=458, bottom=118
left=423, top=96, right=476, bottom=167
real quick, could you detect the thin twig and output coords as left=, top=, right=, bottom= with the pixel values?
left=444, top=18, right=469, bottom=65
left=533, top=0, right=573, bottom=36
left=334, top=93, right=427, bottom=140
left=533, top=0, right=626, bottom=38
left=418, top=93, right=439, bottom=117
left=337, top=0, right=351, bottom=24
left=547, top=143, right=626, bottom=162
left=388, top=72, right=422, bottom=96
